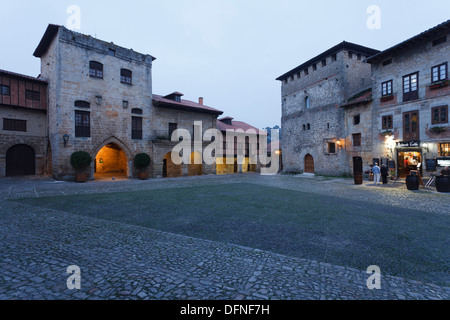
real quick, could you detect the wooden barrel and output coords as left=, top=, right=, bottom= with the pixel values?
left=436, top=175, right=450, bottom=193
left=354, top=172, right=363, bottom=185
left=406, top=175, right=419, bottom=190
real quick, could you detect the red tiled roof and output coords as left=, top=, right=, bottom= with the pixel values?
left=153, top=94, right=223, bottom=115
left=341, top=88, right=372, bottom=108
left=217, top=118, right=266, bottom=135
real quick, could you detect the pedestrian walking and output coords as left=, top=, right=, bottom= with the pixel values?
left=373, top=163, right=381, bottom=185
left=381, top=164, right=388, bottom=184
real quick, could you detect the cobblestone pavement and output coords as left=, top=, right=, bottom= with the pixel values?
left=0, top=174, right=449, bottom=300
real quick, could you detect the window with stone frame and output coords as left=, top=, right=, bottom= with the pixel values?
left=382, top=115, right=393, bottom=130
left=431, top=105, right=448, bottom=124
left=431, top=63, right=448, bottom=83
left=75, top=110, right=90, bottom=137
left=120, top=69, right=132, bottom=85
left=352, top=133, right=362, bottom=147
left=381, top=80, right=393, bottom=96
left=131, top=116, right=143, bottom=140
left=327, top=142, right=336, bottom=154
left=89, top=61, right=103, bottom=79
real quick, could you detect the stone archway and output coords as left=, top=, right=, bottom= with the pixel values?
left=93, top=138, right=132, bottom=180
left=304, top=154, right=315, bottom=173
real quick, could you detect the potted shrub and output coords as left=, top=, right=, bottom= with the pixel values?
left=134, top=153, right=151, bottom=180
left=70, top=151, right=92, bottom=183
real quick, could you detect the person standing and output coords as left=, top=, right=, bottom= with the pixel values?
left=381, top=164, right=389, bottom=184
left=373, top=163, right=381, bottom=185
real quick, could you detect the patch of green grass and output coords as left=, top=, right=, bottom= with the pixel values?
left=16, top=183, right=450, bottom=286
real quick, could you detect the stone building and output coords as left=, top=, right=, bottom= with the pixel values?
left=367, top=19, right=450, bottom=178
left=152, top=93, right=223, bottom=178
left=277, top=42, right=379, bottom=175
left=0, top=69, right=48, bottom=177
left=215, top=117, right=265, bottom=175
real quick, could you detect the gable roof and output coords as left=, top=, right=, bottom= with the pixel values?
left=276, top=41, right=380, bottom=81
left=217, top=117, right=266, bottom=135
left=366, top=20, right=450, bottom=63
left=153, top=94, right=223, bottom=116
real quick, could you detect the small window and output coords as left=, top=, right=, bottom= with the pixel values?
left=357, top=54, right=362, bottom=61
left=25, top=90, right=40, bottom=101
left=327, top=123, right=330, bottom=129
left=284, top=79, right=288, bottom=84
left=75, top=110, right=90, bottom=138
left=108, top=49, right=116, bottom=57
left=304, top=69, right=309, bottom=76
left=331, top=54, right=337, bottom=62
left=353, top=115, right=361, bottom=125
left=305, top=96, right=310, bottom=109
left=296, top=72, right=301, bottom=79
left=123, top=101, right=129, bottom=109
left=321, top=59, right=326, bottom=67
left=328, top=142, right=336, bottom=154
left=303, top=124, right=306, bottom=131
left=3, top=118, right=26, bottom=132
left=132, top=116, right=143, bottom=140
left=431, top=106, right=448, bottom=124
left=307, top=123, right=311, bottom=130
left=431, top=63, right=448, bottom=83
left=352, top=133, right=361, bottom=147
left=0, top=85, right=10, bottom=96
left=89, top=61, right=103, bottom=79
left=120, top=69, right=132, bottom=85
left=381, top=80, right=393, bottom=96
left=312, top=64, right=317, bottom=71
left=382, top=115, right=393, bottom=130
left=290, top=75, right=294, bottom=82
left=74, top=100, right=90, bottom=109
left=432, top=36, right=447, bottom=47
left=348, top=52, right=354, bottom=59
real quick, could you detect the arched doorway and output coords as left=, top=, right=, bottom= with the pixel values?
left=304, top=154, right=314, bottom=173
left=6, top=144, right=36, bottom=176
left=95, top=143, right=128, bottom=180
left=163, top=152, right=182, bottom=178
left=188, top=152, right=202, bottom=176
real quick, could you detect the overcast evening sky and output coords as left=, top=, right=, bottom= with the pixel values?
left=0, top=1, right=449, bottom=129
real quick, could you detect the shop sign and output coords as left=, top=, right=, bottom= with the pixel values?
left=396, top=141, right=420, bottom=148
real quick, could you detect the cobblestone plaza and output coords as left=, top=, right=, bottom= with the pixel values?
left=0, top=174, right=449, bottom=300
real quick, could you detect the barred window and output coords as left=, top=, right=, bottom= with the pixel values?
left=3, top=118, right=26, bottom=132
left=26, top=90, right=40, bottom=101
left=132, top=116, right=142, bottom=140
left=0, top=85, right=10, bottom=96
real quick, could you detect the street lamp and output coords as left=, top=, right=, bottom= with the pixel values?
left=63, top=134, right=69, bottom=147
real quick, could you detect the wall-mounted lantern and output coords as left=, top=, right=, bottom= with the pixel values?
left=63, top=134, right=69, bottom=147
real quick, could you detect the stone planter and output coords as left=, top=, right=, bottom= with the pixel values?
left=138, top=172, right=149, bottom=180
left=406, top=175, right=419, bottom=190
left=75, top=173, right=88, bottom=183
left=354, top=172, right=363, bottom=185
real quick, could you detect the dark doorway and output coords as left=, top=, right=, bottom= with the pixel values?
left=6, top=144, right=36, bottom=176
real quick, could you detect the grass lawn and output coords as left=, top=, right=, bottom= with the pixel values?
left=16, top=183, right=449, bottom=286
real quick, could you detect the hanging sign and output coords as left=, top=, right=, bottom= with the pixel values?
left=396, top=141, right=420, bottom=148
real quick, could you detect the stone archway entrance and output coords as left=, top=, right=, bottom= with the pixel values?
left=6, top=144, right=36, bottom=176
left=94, top=143, right=128, bottom=180
left=304, top=154, right=315, bottom=173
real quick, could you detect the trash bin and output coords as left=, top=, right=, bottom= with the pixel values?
left=436, top=175, right=450, bottom=193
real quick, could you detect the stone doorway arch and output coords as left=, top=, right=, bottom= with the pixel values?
left=304, top=154, right=315, bottom=173
left=93, top=138, right=132, bottom=180
left=6, top=144, right=36, bottom=176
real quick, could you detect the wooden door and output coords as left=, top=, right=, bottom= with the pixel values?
left=403, top=111, right=420, bottom=141
left=304, top=154, right=314, bottom=173
left=6, top=144, right=35, bottom=176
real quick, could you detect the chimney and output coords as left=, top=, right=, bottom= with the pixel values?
left=199, top=97, right=204, bottom=105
